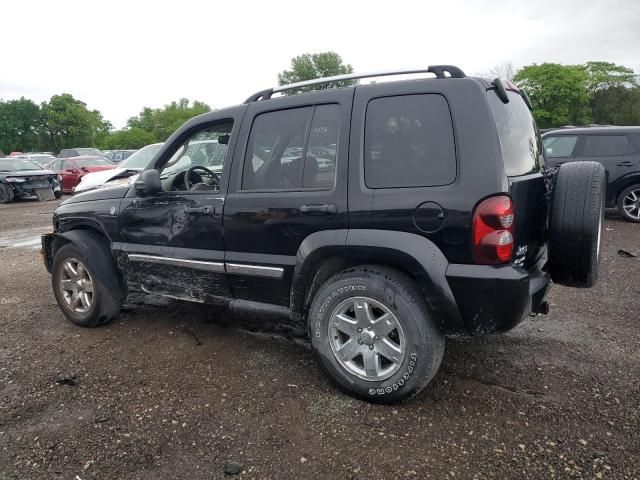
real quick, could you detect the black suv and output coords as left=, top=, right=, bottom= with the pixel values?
left=542, top=127, right=640, bottom=222
left=42, top=66, right=605, bottom=403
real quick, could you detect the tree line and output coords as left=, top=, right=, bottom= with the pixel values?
left=1, top=53, right=638, bottom=154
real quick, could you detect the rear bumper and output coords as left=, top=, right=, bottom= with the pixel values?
left=445, top=256, right=551, bottom=334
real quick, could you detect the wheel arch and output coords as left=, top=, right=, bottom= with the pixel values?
left=290, top=229, right=465, bottom=334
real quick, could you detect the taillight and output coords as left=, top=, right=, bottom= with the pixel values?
left=472, top=195, right=515, bottom=264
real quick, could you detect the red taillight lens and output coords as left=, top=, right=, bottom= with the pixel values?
left=472, top=196, right=515, bottom=264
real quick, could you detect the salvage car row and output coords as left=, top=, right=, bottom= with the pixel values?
left=0, top=148, right=140, bottom=203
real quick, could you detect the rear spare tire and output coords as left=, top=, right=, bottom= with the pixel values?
left=548, top=161, right=605, bottom=287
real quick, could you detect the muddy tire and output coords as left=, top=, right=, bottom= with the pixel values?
left=51, top=239, right=123, bottom=327
left=548, top=161, right=605, bottom=287
left=0, top=183, right=14, bottom=204
left=616, top=184, right=640, bottom=223
left=308, top=265, right=444, bottom=404
left=54, top=190, right=62, bottom=199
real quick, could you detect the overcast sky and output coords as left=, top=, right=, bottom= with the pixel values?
left=2, top=0, right=638, bottom=129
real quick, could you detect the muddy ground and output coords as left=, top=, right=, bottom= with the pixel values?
left=0, top=197, right=639, bottom=480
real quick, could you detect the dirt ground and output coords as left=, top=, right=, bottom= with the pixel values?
left=0, top=196, right=639, bottom=480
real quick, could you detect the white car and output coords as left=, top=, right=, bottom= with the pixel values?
left=73, top=143, right=163, bottom=193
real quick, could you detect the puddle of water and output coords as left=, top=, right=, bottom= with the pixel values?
left=0, top=226, right=50, bottom=250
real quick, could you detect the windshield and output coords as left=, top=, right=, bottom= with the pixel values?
left=75, top=148, right=104, bottom=156
left=119, top=144, right=163, bottom=169
left=0, top=159, right=43, bottom=171
left=74, top=157, right=113, bottom=168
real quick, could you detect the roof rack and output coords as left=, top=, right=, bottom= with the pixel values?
left=245, top=65, right=466, bottom=103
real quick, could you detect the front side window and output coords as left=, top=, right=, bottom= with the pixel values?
left=583, top=135, right=631, bottom=157
left=364, top=94, right=456, bottom=188
left=543, top=135, right=579, bottom=158
left=160, top=121, right=233, bottom=192
left=242, top=105, right=339, bottom=191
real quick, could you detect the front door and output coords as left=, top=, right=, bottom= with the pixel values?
left=223, top=89, right=352, bottom=306
left=118, top=110, right=244, bottom=303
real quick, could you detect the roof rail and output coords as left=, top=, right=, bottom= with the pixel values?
left=244, top=65, right=466, bottom=103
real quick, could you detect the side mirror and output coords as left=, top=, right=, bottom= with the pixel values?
left=134, top=169, right=161, bottom=196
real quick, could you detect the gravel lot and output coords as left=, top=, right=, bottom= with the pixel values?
left=1, top=197, right=639, bottom=479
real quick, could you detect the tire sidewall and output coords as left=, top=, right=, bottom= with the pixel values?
left=0, top=183, right=14, bottom=203
left=309, top=273, right=435, bottom=403
left=52, top=243, right=103, bottom=327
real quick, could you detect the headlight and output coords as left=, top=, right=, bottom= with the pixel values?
left=5, top=177, right=27, bottom=183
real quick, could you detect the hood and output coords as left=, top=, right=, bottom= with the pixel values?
left=0, top=169, right=56, bottom=177
left=81, top=165, right=115, bottom=173
left=74, top=167, right=128, bottom=193
left=62, top=184, right=131, bottom=204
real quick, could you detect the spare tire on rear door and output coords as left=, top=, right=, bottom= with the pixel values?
left=548, top=161, right=605, bottom=288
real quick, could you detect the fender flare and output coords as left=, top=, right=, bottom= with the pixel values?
left=290, top=229, right=464, bottom=333
left=45, top=228, right=126, bottom=298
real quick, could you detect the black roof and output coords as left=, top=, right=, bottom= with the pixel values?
left=543, top=126, right=640, bottom=136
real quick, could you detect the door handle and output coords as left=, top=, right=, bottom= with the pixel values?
left=184, top=205, right=214, bottom=215
left=299, top=203, right=337, bottom=214
left=616, top=161, right=635, bottom=167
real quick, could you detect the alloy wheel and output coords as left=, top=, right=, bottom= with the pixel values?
left=59, top=258, right=94, bottom=314
left=622, top=188, right=640, bottom=220
left=328, top=296, right=406, bottom=381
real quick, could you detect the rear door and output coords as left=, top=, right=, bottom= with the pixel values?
left=223, top=89, right=352, bottom=306
left=573, top=133, right=639, bottom=203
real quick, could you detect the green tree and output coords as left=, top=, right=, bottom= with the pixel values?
left=580, top=62, right=639, bottom=123
left=0, top=97, right=41, bottom=153
left=514, top=63, right=591, bottom=128
left=99, top=127, right=155, bottom=150
left=277, top=52, right=356, bottom=94
left=39, top=94, right=110, bottom=153
left=124, top=99, right=211, bottom=143
left=151, top=98, right=210, bottom=141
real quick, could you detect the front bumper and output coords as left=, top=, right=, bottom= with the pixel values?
left=445, top=256, right=551, bottom=334
left=41, top=233, right=55, bottom=273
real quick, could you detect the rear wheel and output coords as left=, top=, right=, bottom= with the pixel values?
left=0, top=183, right=14, bottom=203
left=617, top=184, right=640, bottom=223
left=308, top=265, right=444, bottom=404
left=548, top=161, right=605, bottom=287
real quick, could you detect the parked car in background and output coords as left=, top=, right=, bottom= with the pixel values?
left=46, top=156, right=115, bottom=193
left=0, top=158, right=61, bottom=203
left=15, top=153, right=57, bottom=168
left=542, top=127, right=640, bottom=222
left=106, top=149, right=137, bottom=164
left=9, top=152, right=23, bottom=157
left=58, top=148, right=106, bottom=159
left=74, top=143, right=163, bottom=193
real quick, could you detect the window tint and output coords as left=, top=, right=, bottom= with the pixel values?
left=364, top=94, right=456, bottom=189
left=242, top=107, right=311, bottom=190
left=583, top=135, right=631, bottom=157
left=488, top=91, right=542, bottom=176
left=542, top=135, right=579, bottom=158
left=303, top=105, right=339, bottom=189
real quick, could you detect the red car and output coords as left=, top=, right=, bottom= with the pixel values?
left=47, top=156, right=115, bottom=193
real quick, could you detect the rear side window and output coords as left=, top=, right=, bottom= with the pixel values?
left=543, top=135, right=579, bottom=158
left=364, top=94, right=456, bottom=189
left=488, top=91, right=542, bottom=176
left=583, top=135, right=631, bottom=157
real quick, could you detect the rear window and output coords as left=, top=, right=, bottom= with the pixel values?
left=583, top=135, right=631, bottom=157
left=488, top=91, right=542, bottom=176
left=364, top=94, right=456, bottom=189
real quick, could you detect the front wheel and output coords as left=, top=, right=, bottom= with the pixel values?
left=617, top=184, right=640, bottom=223
left=0, top=183, right=14, bottom=204
left=308, top=266, right=444, bottom=404
left=52, top=242, right=123, bottom=327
